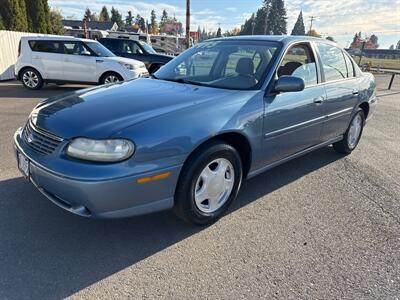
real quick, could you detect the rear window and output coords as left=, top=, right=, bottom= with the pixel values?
left=29, top=41, right=61, bottom=54
left=316, top=43, right=348, bottom=82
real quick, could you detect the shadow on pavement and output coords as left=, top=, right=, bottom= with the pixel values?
left=0, top=81, right=90, bottom=99
left=0, top=147, right=342, bottom=299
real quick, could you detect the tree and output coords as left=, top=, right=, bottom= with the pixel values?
left=125, top=11, right=133, bottom=27
left=291, top=11, right=305, bottom=35
left=135, top=14, right=146, bottom=32
left=307, top=29, right=321, bottom=37
left=370, top=34, right=379, bottom=48
left=1, top=0, right=29, bottom=31
left=159, top=9, right=168, bottom=32
left=25, top=0, right=49, bottom=33
left=216, top=27, right=222, bottom=37
left=266, top=0, right=287, bottom=35
left=84, top=8, right=93, bottom=21
left=240, top=13, right=255, bottom=35
left=396, top=40, right=400, bottom=50
left=110, top=7, right=123, bottom=28
left=326, top=36, right=335, bottom=42
left=150, top=9, right=158, bottom=34
left=99, top=6, right=110, bottom=22
left=49, top=8, right=65, bottom=35
left=0, top=15, right=4, bottom=29
left=389, top=44, right=394, bottom=50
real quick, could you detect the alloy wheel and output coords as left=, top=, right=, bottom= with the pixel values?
left=347, top=114, right=363, bottom=149
left=22, top=71, right=39, bottom=88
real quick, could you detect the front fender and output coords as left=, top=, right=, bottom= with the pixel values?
left=113, top=90, right=265, bottom=170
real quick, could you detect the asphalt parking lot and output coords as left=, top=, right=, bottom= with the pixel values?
left=0, top=75, right=399, bottom=299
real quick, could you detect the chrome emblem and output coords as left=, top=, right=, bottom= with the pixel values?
left=27, top=133, right=35, bottom=144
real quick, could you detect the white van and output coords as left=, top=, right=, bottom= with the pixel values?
left=15, top=36, right=149, bottom=90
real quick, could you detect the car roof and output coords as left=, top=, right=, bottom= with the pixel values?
left=207, top=35, right=338, bottom=47
left=21, top=36, right=96, bottom=43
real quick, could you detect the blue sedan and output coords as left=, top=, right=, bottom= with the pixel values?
left=14, top=36, right=377, bottom=224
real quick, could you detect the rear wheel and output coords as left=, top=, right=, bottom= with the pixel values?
left=21, top=68, right=43, bottom=90
left=174, top=141, right=243, bottom=225
left=100, top=72, right=123, bottom=85
left=333, top=108, right=365, bottom=154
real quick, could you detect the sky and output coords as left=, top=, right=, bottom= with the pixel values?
left=48, top=0, right=400, bottom=48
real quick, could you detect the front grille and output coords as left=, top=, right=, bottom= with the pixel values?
left=23, top=121, right=63, bottom=155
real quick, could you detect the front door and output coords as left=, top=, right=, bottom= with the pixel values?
left=262, top=43, right=326, bottom=165
left=61, top=41, right=97, bottom=83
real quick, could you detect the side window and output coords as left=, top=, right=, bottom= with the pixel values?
left=343, top=52, right=355, bottom=78
left=62, top=42, right=91, bottom=56
left=317, top=43, right=348, bottom=81
left=122, top=41, right=143, bottom=55
left=29, top=41, right=61, bottom=54
left=224, top=49, right=262, bottom=77
left=102, top=39, right=118, bottom=53
left=278, top=44, right=318, bottom=87
left=176, top=49, right=219, bottom=77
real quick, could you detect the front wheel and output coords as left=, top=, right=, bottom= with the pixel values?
left=174, top=141, right=243, bottom=225
left=100, top=72, right=123, bottom=85
left=333, top=108, right=365, bottom=154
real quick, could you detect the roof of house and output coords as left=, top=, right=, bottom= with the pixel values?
left=62, top=20, right=117, bottom=31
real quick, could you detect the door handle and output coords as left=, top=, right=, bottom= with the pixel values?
left=313, top=96, right=324, bottom=104
left=352, top=90, right=359, bottom=95
left=96, top=59, right=104, bottom=63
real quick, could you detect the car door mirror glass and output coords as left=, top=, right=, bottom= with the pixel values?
left=274, top=76, right=305, bottom=93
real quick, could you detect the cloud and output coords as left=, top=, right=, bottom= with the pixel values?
left=226, top=7, right=238, bottom=12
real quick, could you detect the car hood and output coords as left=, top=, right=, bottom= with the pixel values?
left=31, top=79, right=240, bottom=139
left=103, top=56, right=145, bottom=67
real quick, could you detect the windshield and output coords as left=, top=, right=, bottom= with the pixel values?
left=154, top=40, right=279, bottom=90
left=139, top=41, right=157, bottom=54
left=85, top=41, right=115, bottom=57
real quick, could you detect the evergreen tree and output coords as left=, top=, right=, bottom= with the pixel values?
left=135, top=14, right=146, bottom=32
left=99, top=6, right=110, bottom=22
left=1, top=0, right=28, bottom=31
left=84, top=8, right=93, bottom=21
left=26, top=0, right=48, bottom=33
left=202, top=27, right=207, bottom=40
left=110, top=7, right=123, bottom=28
left=216, top=27, right=222, bottom=37
left=240, top=13, right=255, bottom=35
left=0, top=14, right=4, bottom=29
left=125, top=11, right=133, bottom=27
left=291, top=11, right=305, bottom=35
left=266, top=0, right=287, bottom=35
left=42, top=0, right=52, bottom=32
left=150, top=9, right=158, bottom=34
left=159, top=9, right=168, bottom=32
left=49, top=8, right=65, bottom=35
left=396, top=40, right=400, bottom=50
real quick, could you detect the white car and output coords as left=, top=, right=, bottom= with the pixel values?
left=15, top=36, right=149, bottom=90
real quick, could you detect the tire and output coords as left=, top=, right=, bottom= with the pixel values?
left=333, top=108, right=365, bottom=154
left=20, top=68, right=43, bottom=90
left=100, top=72, right=123, bottom=85
left=174, top=140, right=243, bottom=225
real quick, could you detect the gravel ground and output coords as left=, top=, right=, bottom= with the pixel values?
left=0, top=75, right=399, bottom=299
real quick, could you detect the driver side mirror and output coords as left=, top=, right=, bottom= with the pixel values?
left=274, top=76, right=305, bottom=93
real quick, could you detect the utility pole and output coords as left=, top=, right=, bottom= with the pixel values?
left=251, top=19, right=256, bottom=35
left=186, top=0, right=191, bottom=49
left=309, top=16, right=315, bottom=33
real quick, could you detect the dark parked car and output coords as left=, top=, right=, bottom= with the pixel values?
left=99, top=38, right=173, bottom=74
left=14, top=36, right=377, bottom=225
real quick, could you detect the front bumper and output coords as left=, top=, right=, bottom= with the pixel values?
left=14, top=128, right=181, bottom=218
left=122, top=67, right=149, bottom=81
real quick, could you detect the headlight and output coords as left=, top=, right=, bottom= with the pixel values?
left=66, top=138, right=135, bottom=162
left=119, top=62, right=136, bottom=70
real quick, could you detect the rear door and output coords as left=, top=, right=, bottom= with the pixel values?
left=315, top=42, right=360, bottom=141
left=262, top=42, right=326, bottom=165
left=29, top=40, right=65, bottom=80
left=61, top=41, right=97, bottom=83
left=118, top=40, right=147, bottom=63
